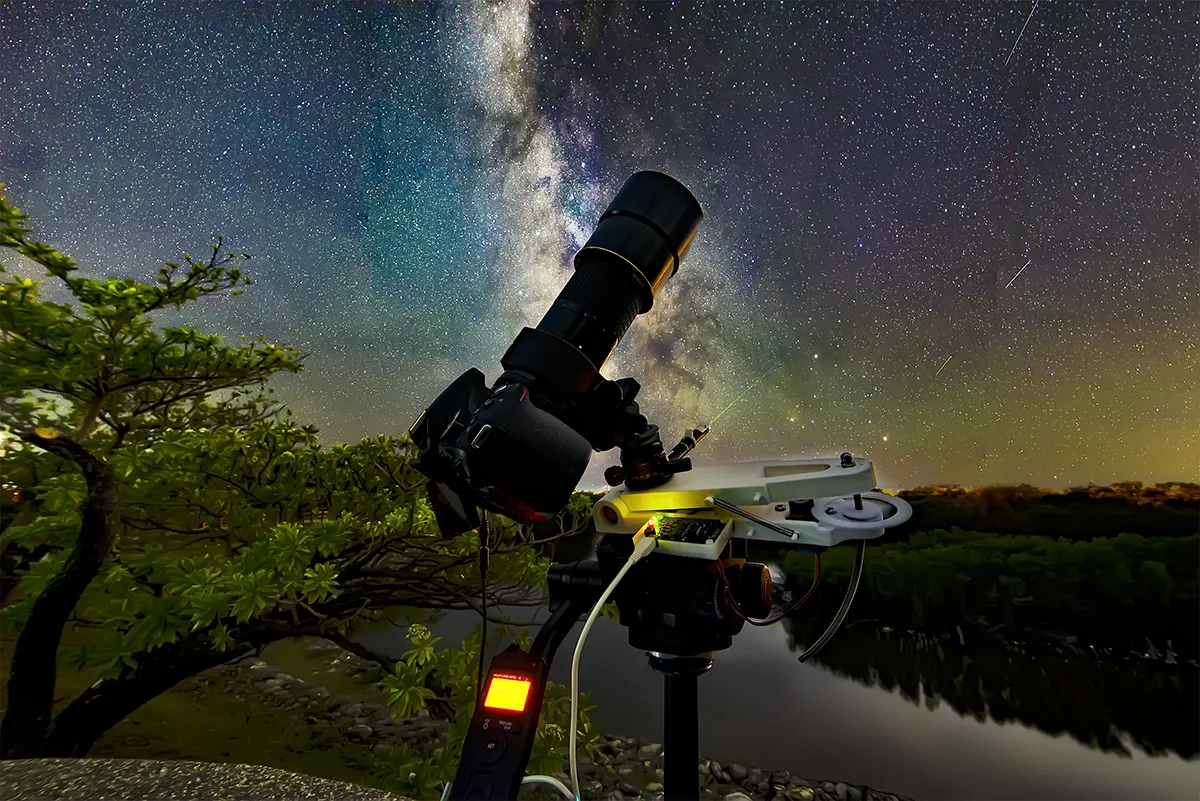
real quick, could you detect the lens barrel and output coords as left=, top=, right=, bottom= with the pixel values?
left=534, top=171, right=703, bottom=369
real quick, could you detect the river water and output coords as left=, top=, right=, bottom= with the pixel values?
left=358, top=598, right=1198, bottom=801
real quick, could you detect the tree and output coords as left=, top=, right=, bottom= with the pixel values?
left=0, top=185, right=311, bottom=755
left=0, top=189, right=581, bottom=760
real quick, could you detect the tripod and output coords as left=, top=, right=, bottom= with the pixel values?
left=649, top=653, right=713, bottom=801
left=555, top=532, right=745, bottom=801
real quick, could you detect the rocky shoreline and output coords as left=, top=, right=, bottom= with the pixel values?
left=230, top=639, right=914, bottom=801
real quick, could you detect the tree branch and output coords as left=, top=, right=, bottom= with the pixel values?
left=1, top=429, right=118, bottom=757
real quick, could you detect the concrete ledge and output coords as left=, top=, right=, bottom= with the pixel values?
left=0, top=758, right=411, bottom=801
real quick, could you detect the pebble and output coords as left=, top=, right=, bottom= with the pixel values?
left=637, top=742, right=663, bottom=761
left=347, top=724, right=374, bottom=742
left=724, top=794, right=753, bottom=801
left=835, top=782, right=848, bottom=801
left=339, top=703, right=362, bottom=718
left=729, top=763, right=749, bottom=782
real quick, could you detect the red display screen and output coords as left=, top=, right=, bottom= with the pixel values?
left=483, top=673, right=532, bottom=713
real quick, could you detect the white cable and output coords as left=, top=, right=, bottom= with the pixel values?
left=441, top=774, right=585, bottom=801
left=522, top=774, right=577, bottom=801
left=569, top=534, right=658, bottom=801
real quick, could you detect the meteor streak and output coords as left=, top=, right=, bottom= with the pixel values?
left=1005, top=260, right=1031, bottom=289
left=1005, top=0, right=1040, bottom=67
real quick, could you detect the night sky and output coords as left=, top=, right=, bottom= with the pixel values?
left=1, top=1, right=1196, bottom=490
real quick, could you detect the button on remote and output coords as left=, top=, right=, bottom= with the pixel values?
left=477, top=726, right=507, bottom=764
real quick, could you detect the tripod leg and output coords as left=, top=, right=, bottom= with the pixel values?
left=663, top=671, right=699, bottom=801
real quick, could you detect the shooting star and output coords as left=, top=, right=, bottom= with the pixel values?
left=1005, top=0, right=1040, bottom=67
left=934, top=356, right=952, bottom=377
left=708, top=364, right=783, bottom=427
left=1004, top=259, right=1031, bottom=289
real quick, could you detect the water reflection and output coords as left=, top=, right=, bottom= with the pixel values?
left=782, top=618, right=1199, bottom=761
left=359, top=604, right=1199, bottom=801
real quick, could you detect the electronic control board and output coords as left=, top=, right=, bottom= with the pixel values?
left=643, top=512, right=733, bottom=560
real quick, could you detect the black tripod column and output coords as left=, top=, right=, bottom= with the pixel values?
left=649, top=654, right=713, bottom=801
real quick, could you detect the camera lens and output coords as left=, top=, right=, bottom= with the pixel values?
left=534, top=171, right=703, bottom=369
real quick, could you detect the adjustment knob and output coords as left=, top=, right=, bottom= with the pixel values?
left=604, top=465, right=626, bottom=486
left=730, top=563, right=773, bottom=619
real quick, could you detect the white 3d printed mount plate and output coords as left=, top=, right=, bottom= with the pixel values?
left=594, top=457, right=908, bottom=550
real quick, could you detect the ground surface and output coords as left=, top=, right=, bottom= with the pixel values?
left=0, top=633, right=399, bottom=793
left=0, top=758, right=410, bottom=801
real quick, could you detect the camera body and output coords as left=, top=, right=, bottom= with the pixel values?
left=411, top=171, right=704, bottom=537
left=410, top=368, right=593, bottom=534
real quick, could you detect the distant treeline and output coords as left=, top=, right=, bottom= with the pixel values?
left=779, top=527, right=1199, bottom=659
left=884, top=481, right=1198, bottom=541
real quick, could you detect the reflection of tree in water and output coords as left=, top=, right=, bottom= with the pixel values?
left=783, top=618, right=1199, bottom=761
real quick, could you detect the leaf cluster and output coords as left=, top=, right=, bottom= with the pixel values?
left=1, top=185, right=304, bottom=449
left=373, top=623, right=605, bottom=796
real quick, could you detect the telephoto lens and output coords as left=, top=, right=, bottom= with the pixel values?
left=533, top=170, right=703, bottom=370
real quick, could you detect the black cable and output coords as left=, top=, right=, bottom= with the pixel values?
left=798, top=539, right=866, bottom=662
left=476, top=510, right=490, bottom=699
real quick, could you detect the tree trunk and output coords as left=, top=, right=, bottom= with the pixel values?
left=38, top=637, right=250, bottom=757
left=0, top=432, right=118, bottom=758
left=13, top=623, right=301, bottom=758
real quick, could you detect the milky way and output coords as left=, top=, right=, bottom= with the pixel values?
left=0, top=0, right=1196, bottom=489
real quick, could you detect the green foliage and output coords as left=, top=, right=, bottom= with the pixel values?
left=599, top=601, right=620, bottom=623
left=780, top=528, right=1200, bottom=657
left=372, top=623, right=604, bottom=796
left=0, top=189, right=602, bottom=781
left=1, top=185, right=305, bottom=457
left=2, top=418, right=561, bottom=692
left=0, top=190, right=558, bottom=709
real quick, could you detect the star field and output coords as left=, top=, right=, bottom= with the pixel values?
left=0, top=0, right=1195, bottom=489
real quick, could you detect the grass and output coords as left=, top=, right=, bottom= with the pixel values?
left=259, top=637, right=391, bottom=706
left=0, top=628, right=403, bottom=795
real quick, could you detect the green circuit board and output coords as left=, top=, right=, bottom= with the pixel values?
left=650, top=514, right=727, bottom=544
